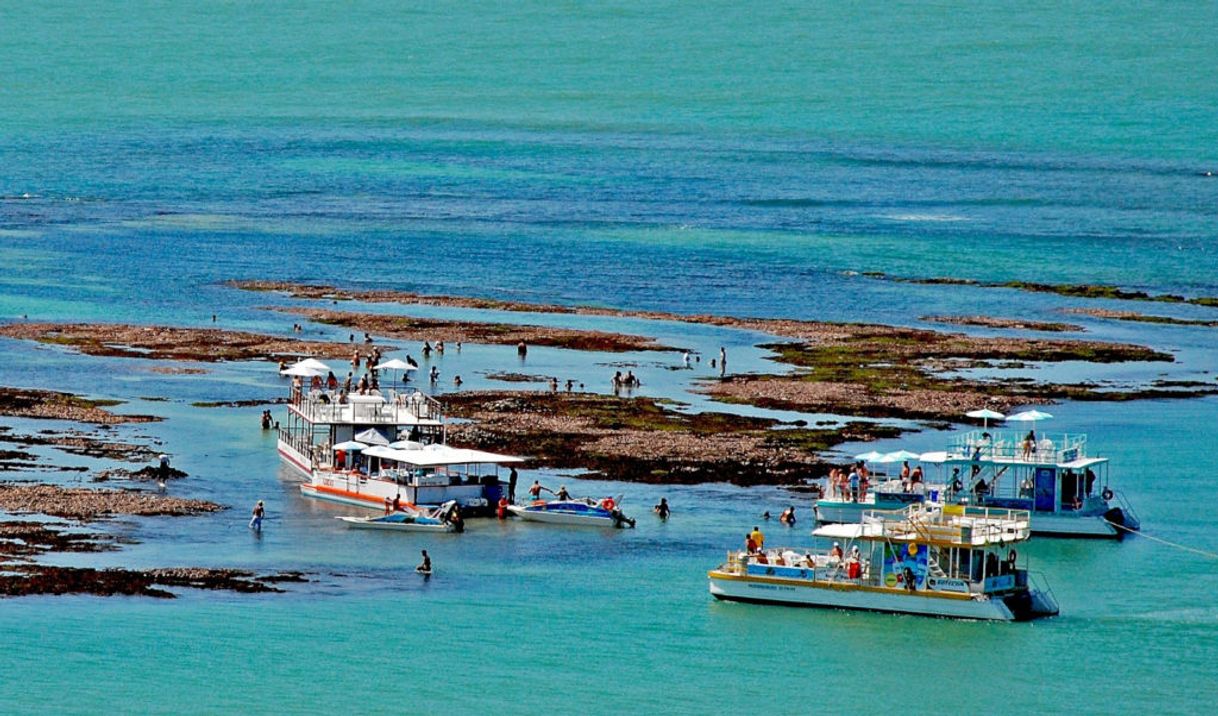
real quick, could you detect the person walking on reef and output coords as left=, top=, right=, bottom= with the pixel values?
left=250, top=500, right=265, bottom=532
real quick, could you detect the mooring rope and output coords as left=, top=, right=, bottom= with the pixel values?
left=1105, top=520, right=1218, bottom=560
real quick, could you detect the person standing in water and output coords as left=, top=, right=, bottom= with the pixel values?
left=249, top=500, right=265, bottom=532
left=654, top=498, right=670, bottom=520
left=416, top=550, right=431, bottom=575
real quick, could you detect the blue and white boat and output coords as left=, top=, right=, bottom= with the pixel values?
left=507, top=498, right=636, bottom=528
left=336, top=501, right=461, bottom=532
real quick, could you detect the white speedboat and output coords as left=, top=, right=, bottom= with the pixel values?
left=507, top=498, right=635, bottom=528
left=710, top=504, right=1059, bottom=621
left=336, top=500, right=461, bottom=533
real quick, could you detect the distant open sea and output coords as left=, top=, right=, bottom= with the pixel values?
left=1, top=2, right=1216, bottom=713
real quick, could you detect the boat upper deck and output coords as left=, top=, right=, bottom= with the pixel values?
left=945, top=429, right=1093, bottom=465
left=289, top=389, right=443, bottom=426
left=814, top=504, right=1032, bottom=547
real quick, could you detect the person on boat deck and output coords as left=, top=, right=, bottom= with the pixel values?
left=392, top=494, right=402, bottom=512
left=973, top=478, right=989, bottom=500
left=745, top=533, right=758, bottom=553
left=749, top=526, right=765, bottom=550
left=528, top=480, right=542, bottom=501
left=829, top=542, right=844, bottom=562
left=949, top=468, right=963, bottom=498
left=416, top=550, right=431, bottom=574
left=1085, top=468, right=1097, bottom=497
left=384, top=496, right=393, bottom=515
left=654, top=498, right=670, bottom=519
left=899, top=461, right=911, bottom=488
left=1022, top=430, right=1036, bottom=459
left=326, top=371, right=338, bottom=391
left=848, top=469, right=860, bottom=503
left=910, top=465, right=924, bottom=485
left=556, top=485, right=571, bottom=501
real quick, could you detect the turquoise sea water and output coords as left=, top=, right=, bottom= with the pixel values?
left=2, top=2, right=1218, bottom=714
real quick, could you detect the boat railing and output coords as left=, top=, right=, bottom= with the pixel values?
left=290, top=390, right=444, bottom=425
left=863, top=504, right=1031, bottom=544
left=947, top=430, right=1088, bottom=463
left=1027, top=570, right=1059, bottom=613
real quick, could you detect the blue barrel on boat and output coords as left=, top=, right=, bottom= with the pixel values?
left=929, top=489, right=940, bottom=502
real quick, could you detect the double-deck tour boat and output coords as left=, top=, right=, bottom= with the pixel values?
left=709, top=504, right=1059, bottom=621
left=815, top=423, right=1140, bottom=539
left=277, top=359, right=524, bottom=515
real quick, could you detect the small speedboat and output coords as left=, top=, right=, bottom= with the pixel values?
left=337, top=501, right=459, bottom=533
left=507, top=498, right=635, bottom=528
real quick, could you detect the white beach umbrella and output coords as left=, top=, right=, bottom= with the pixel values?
left=882, top=450, right=922, bottom=463
left=353, top=428, right=390, bottom=446
left=378, top=358, right=416, bottom=372
left=292, top=358, right=332, bottom=373
left=280, top=365, right=325, bottom=377
left=965, top=408, right=1005, bottom=429
left=332, top=440, right=368, bottom=451
left=853, top=450, right=885, bottom=462
left=1005, top=410, right=1053, bottom=423
left=388, top=440, right=425, bottom=450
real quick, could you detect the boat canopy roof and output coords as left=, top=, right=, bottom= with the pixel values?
left=812, top=523, right=883, bottom=540
left=363, top=443, right=525, bottom=466
left=347, top=395, right=386, bottom=404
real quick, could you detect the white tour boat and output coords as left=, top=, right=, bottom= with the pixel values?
left=709, top=504, right=1059, bottom=621
left=276, top=359, right=525, bottom=515
left=815, top=427, right=1140, bottom=539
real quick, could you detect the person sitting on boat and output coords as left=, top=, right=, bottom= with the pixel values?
left=1071, top=495, right=1083, bottom=511
left=829, top=542, right=844, bottom=563
left=654, top=498, right=670, bottom=519
left=556, top=485, right=571, bottom=501
left=754, top=551, right=769, bottom=565
left=972, top=478, right=989, bottom=500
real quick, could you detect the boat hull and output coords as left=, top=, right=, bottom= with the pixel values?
left=708, top=573, right=1035, bottom=621
left=336, top=516, right=453, bottom=533
left=506, top=505, right=617, bottom=527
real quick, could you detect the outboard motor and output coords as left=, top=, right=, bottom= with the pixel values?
left=611, top=509, right=636, bottom=529
left=1103, top=506, right=1135, bottom=537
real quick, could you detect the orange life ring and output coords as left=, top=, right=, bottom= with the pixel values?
left=600, top=498, right=616, bottom=511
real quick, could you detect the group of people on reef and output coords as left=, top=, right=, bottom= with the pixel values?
left=611, top=370, right=641, bottom=393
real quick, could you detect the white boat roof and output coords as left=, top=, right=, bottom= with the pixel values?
left=363, top=444, right=524, bottom=466
left=347, top=395, right=386, bottom=404
left=812, top=523, right=883, bottom=540
left=1059, top=456, right=1108, bottom=469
